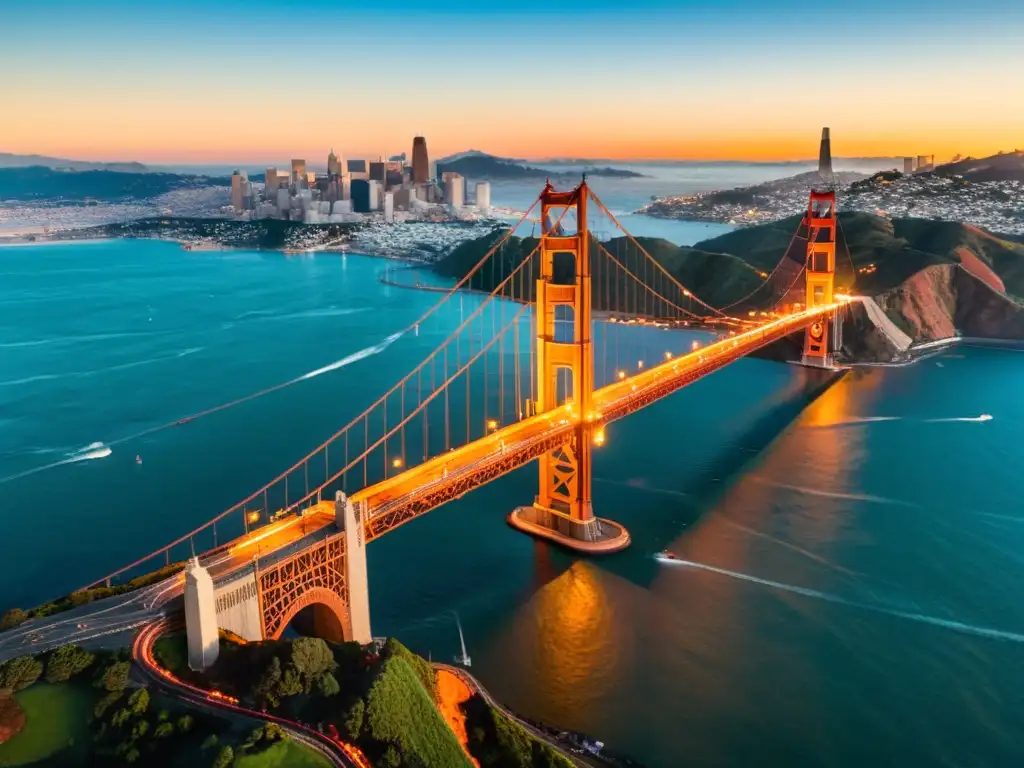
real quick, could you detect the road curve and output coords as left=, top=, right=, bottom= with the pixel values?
left=434, top=662, right=599, bottom=768
left=132, top=620, right=370, bottom=768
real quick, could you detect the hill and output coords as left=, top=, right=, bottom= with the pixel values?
left=935, top=151, right=1024, bottom=182
left=432, top=213, right=1024, bottom=361
left=0, top=152, right=147, bottom=173
left=435, top=152, right=645, bottom=182
left=0, top=166, right=227, bottom=202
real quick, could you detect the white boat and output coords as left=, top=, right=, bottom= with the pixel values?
left=453, top=611, right=471, bottom=667
left=654, top=551, right=681, bottom=563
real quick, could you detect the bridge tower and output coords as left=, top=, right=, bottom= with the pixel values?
left=508, top=181, right=630, bottom=554
left=801, top=188, right=838, bottom=367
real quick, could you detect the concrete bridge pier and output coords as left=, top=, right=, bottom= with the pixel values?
left=336, top=491, right=372, bottom=645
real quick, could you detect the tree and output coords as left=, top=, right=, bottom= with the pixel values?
left=0, top=656, right=43, bottom=692
left=278, top=665, right=303, bottom=699
left=154, top=722, right=174, bottom=739
left=253, top=656, right=283, bottom=708
left=291, top=638, right=336, bottom=691
left=125, top=746, right=141, bottom=764
left=212, top=745, right=234, bottom=768
left=380, top=745, right=401, bottom=768
left=94, top=691, right=123, bottom=719
left=96, top=661, right=130, bottom=693
left=177, top=714, right=194, bottom=733
left=157, top=709, right=169, bottom=722
left=0, top=609, right=26, bottom=629
left=111, top=708, right=132, bottom=728
left=131, top=719, right=149, bottom=740
left=343, top=698, right=365, bottom=741
left=264, top=722, right=285, bottom=742
left=127, top=688, right=150, bottom=716
left=317, top=672, right=340, bottom=698
left=200, top=734, right=219, bottom=751
left=45, top=644, right=95, bottom=683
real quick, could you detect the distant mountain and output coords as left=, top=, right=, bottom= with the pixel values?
left=935, top=151, right=1024, bottom=182
left=435, top=152, right=645, bottom=181
left=0, top=153, right=148, bottom=173
left=0, top=166, right=228, bottom=202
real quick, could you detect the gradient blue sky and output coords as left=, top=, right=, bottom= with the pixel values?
left=3, top=0, right=1022, bottom=162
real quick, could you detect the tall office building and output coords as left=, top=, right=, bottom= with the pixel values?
left=444, top=172, right=465, bottom=207
left=291, top=159, right=306, bottom=184
left=351, top=179, right=371, bottom=213
left=327, top=149, right=342, bottom=177
left=817, top=127, right=833, bottom=176
left=231, top=170, right=247, bottom=211
left=412, top=136, right=429, bottom=183
left=903, top=157, right=915, bottom=173
left=475, top=182, right=491, bottom=211
left=367, top=180, right=382, bottom=211
left=384, top=192, right=395, bottom=223
left=369, top=160, right=386, bottom=183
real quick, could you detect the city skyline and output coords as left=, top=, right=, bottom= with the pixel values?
left=4, top=0, right=1023, bottom=163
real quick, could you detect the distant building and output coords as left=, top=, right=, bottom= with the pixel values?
left=412, top=136, right=430, bottom=183
left=475, top=182, right=491, bottom=211
left=368, top=180, right=382, bottom=211
left=903, top=157, right=915, bottom=173
left=351, top=179, right=371, bottom=213
left=444, top=172, right=465, bottom=207
left=291, top=159, right=306, bottom=183
left=393, top=188, right=414, bottom=210
left=231, top=170, right=248, bottom=211
left=384, top=192, right=395, bottom=223
left=817, top=127, right=833, bottom=177
left=328, top=149, right=343, bottom=177
left=369, top=161, right=386, bottom=183
left=916, top=154, right=935, bottom=172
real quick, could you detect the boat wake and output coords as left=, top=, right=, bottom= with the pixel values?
left=655, top=556, right=1024, bottom=644
left=923, top=414, right=993, bottom=423
left=0, top=441, right=112, bottom=486
left=750, top=477, right=917, bottom=507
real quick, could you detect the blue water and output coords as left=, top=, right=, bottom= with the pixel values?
left=3, top=239, right=1024, bottom=767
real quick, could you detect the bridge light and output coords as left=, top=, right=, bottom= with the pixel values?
left=691, top=340, right=701, bottom=351
left=637, top=360, right=644, bottom=369
left=392, top=457, right=403, bottom=469
left=683, top=289, right=691, bottom=297
left=247, top=510, right=260, bottom=524
left=664, top=351, right=672, bottom=360
left=593, top=428, right=606, bottom=446
left=487, top=419, right=498, bottom=431
left=616, top=369, right=626, bottom=380
left=748, top=311, right=756, bottom=317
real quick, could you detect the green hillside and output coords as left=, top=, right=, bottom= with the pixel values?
left=433, top=212, right=1024, bottom=312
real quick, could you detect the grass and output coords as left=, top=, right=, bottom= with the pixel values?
left=233, top=739, right=333, bottom=768
left=0, top=683, right=96, bottom=767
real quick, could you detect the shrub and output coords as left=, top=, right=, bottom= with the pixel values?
left=45, top=644, right=95, bottom=683
left=0, top=656, right=43, bottom=692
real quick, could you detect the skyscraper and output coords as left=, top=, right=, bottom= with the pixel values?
left=412, top=136, right=429, bottom=183
left=231, top=170, right=247, bottom=211
left=291, top=159, right=306, bottom=184
left=817, top=127, right=833, bottom=176
left=475, top=182, right=491, bottom=211
left=327, top=149, right=342, bottom=177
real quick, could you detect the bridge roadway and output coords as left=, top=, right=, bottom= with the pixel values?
left=0, top=301, right=846, bottom=663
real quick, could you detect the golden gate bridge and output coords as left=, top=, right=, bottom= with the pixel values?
left=0, top=179, right=852, bottom=665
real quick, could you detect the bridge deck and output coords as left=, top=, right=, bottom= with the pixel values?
left=197, top=302, right=845, bottom=586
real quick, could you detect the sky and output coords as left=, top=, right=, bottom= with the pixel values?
left=2, top=0, right=1023, bottom=164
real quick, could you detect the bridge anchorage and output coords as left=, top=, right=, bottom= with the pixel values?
left=508, top=181, right=630, bottom=553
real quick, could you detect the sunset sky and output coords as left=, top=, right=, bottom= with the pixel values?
left=3, top=0, right=1023, bottom=164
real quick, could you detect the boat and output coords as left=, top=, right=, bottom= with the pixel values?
left=654, top=551, right=680, bottom=562
left=453, top=611, right=471, bottom=667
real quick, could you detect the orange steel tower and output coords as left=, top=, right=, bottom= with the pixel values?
left=508, top=181, right=630, bottom=553
left=801, top=189, right=837, bottom=366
